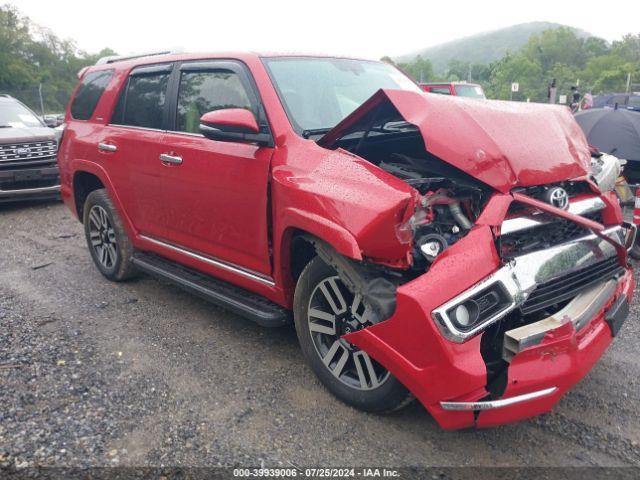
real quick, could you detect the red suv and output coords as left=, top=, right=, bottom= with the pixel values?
left=419, top=81, right=486, bottom=98
left=58, top=52, right=635, bottom=429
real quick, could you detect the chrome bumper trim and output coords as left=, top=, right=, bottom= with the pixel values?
left=501, top=196, right=606, bottom=235
left=0, top=185, right=60, bottom=197
left=503, top=279, right=618, bottom=362
left=440, top=387, right=558, bottom=411
left=432, top=226, right=627, bottom=342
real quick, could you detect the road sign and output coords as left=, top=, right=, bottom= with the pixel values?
left=559, top=94, right=567, bottom=104
left=511, top=82, right=519, bottom=92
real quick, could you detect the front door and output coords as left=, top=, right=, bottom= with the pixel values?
left=159, top=60, right=273, bottom=276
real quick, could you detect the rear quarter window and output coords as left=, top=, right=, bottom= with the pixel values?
left=428, top=87, right=451, bottom=95
left=70, top=70, right=114, bottom=120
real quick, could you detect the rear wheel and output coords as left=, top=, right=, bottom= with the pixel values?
left=83, top=189, right=136, bottom=281
left=293, top=256, right=412, bottom=412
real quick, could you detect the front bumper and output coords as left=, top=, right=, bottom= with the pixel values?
left=0, top=165, right=60, bottom=203
left=344, top=224, right=635, bottom=430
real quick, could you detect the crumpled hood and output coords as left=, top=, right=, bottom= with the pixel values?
left=319, top=89, right=591, bottom=193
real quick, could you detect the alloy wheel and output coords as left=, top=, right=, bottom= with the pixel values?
left=307, top=275, right=390, bottom=390
left=88, top=205, right=118, bottom=269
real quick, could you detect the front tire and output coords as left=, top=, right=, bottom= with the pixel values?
left=83, top=189, right=136, bottom=281
left=630, top=239, right=640, bottom=260
left=293, top=256, right=412, bottom=412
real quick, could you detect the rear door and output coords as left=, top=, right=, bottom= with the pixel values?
left=158, top=60, right=274, bottom=276
left=98, top=63, right=173, bottom=239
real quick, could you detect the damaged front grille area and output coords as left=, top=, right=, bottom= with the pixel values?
left=500, top=211, right=602, bottom=258
left=511, top=181, right=591, bottom=207
left=432, top=223, right=627, bottom=343
left=520, top=257, right=624, bottom=314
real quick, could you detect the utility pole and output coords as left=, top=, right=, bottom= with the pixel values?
left=627, top=73, right=632, bottom=93
left=38, top=83, right=45, bottom=116
left=548, top=78, right=557, bottom=104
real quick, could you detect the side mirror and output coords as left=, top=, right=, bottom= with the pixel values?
left=199, top=109, right=272, bottom=146
left=42, top=115, right=64, bottom=128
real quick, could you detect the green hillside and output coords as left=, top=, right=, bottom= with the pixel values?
left=396, top=22, right=592, bottom=72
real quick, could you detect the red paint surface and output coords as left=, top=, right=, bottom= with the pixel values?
left=320, top=89, right=591, bottom=193
left=58, top=52, right=634, bottom=429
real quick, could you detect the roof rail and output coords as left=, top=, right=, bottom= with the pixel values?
left=95, top=50, right=173, bottom=65
left=0, top=93, right=13, bottom=98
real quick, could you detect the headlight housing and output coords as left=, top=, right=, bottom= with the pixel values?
left=591, top=153, right=623, bottom=192
left=438, top=283, right=513, bottom=334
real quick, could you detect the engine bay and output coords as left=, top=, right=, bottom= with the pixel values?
left=332, top=124, right=493, bottom=272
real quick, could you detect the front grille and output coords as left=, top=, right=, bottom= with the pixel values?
left=0, top=140, right=57, bottom=165
left=501, top=212, right=602, bottom=258
left=513, top=181, right=591, bottom=202
left=520, top=257, right=624, bottom=314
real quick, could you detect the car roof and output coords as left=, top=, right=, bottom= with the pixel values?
left=85, top=51, right=377, bottom=75
left=420, top=82, right=481, bottom=87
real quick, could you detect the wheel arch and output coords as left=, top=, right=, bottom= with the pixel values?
left=69, top=160, right=137, bottom=240
left=73, top=171, right=104, bottom=220
left=274, top=208, right=363, bottom=305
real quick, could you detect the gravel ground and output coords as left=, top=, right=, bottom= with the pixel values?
left=1, top=200, right=639, bottom=470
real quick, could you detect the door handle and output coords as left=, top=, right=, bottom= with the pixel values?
left=98, top=142, right=117, bottom=153
left=160, top=153, right=183, bottom=165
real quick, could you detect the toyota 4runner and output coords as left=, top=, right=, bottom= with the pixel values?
left=58, top=52, right=635, bottom=429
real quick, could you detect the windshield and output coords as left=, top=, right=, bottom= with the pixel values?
left=454, top=84, right=486, bottom=99
left=263, top=57, right=421, bottom=135
left=0, top=100, right=42, bottom=128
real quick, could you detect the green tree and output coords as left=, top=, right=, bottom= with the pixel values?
left=397, top=55, right=434, bottom=83
left=486, top=53, right=544, bottom=100
left=0, top=4, right=115, bottom=112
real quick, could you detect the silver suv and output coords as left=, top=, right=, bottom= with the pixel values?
left=0, top=94, right=60, bottom=203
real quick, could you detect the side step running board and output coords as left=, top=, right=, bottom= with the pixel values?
left=131, top=252, right=290, bottom=328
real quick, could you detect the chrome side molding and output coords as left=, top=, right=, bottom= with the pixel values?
left=440, top=387, right=558, bottom=411
left=139, top=235, right=275, bottom=287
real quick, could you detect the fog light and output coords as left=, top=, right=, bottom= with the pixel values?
left=450, top=300, right=480, bottom=329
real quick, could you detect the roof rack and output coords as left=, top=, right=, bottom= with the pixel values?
left=95, top=50, right=173, bottom=65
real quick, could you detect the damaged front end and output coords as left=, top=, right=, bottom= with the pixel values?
left=314, top=90, right=635, bottom=429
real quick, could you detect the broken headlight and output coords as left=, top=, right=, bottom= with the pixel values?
left=591, top=153, right=623, bottom=193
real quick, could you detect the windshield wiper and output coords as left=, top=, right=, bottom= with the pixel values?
left=0, top=124, right=12, bottom=128
left=301, top=127, right=332, bottom=139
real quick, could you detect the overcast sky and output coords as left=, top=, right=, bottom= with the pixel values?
left=9, top=0, right=640, bottom=59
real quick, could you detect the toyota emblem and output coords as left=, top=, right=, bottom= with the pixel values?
left=15, top=147, right=31, bottom=155
left=545, top=187, right=569, bottom=210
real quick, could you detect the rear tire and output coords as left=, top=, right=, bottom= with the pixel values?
left=83, top=189, right=136, bottom=281
left=293, top=256, right=412, bottom=413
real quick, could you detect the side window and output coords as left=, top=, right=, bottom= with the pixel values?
left=111, top=71, right=170, bottom=129
left=429, top=87, right=451, bottom=95
left=70, top=70, right=114, bottom=120
left=176, top=70, right=253, bottom=134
